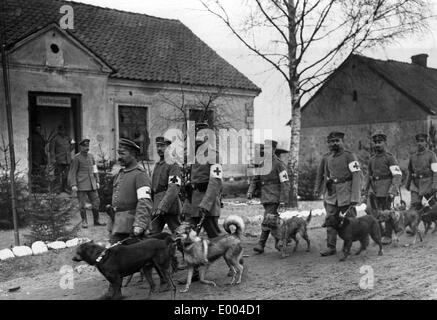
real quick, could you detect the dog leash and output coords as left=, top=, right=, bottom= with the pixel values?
left=95, top=237, right=135, bottom=263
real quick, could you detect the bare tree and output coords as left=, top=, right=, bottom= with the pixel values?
left=201, top=0, right=432, bottom=207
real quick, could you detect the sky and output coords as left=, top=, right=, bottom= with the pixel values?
left=69, top=0, right=437, bottom=147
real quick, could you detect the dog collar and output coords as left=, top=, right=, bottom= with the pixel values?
left=96, top=241, right=122, bottom=263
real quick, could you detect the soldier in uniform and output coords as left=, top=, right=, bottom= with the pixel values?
left=150, top=136, right=182, bottom=234
left=406, top=133, right=437, bottom=211
left=107, top=138, right=153, bottom=244
left=185, top=122, right=223, bottom=238
left=247, top=139, right=291, bottom=254
left=320, top=131, right=362, bottom=257
left=364, top=131, right=402, bottom=244
left=313, top=138, right=335, bottom=205
left=50, top=125, right=75, bottom=193
left=68, top=139, right=105, bottom=228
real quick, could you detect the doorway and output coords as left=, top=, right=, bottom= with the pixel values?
left=28, top=92, right=81, bottom=192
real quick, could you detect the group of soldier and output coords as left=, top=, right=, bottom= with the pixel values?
left=67, top=122, right=223, bottom=251
left=312, top=130, right=437, bottom=256
left=68, top=121, right=437, bottom=275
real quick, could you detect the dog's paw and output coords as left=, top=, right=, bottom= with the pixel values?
left=378, top=251, right=383, bottom=256
left=179, top=287, right=189, bottom=293
left=280, top=253, right=290, bottom=259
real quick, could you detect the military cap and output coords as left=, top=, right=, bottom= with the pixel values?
left=327, top=131, right=345, bottom=141
left=78, top=138, right=90, bottom=146
left=118, top=138, right=141, bottom=152
left=372, top=130, right=387, bottom=142
left=415, top=133, right=429, bottom=141
left=155, top=136, right=172, bottom=145
left=264, top=139, right=278, bottom=149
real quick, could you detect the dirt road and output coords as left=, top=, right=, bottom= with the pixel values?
left=1, top=201, right=437, bottom=300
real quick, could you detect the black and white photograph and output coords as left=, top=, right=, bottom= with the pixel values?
left=1, top=0, right=437, bottom=305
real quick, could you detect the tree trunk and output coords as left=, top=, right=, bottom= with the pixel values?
left=287, top=98, right=300, bottom=208
left=286, top=0, right=300, bottom=209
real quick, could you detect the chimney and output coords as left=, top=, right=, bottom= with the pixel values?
left=411, top=53, right=428, bottom=67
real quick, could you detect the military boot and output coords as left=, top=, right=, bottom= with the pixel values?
left=80, top=209, right=88, bottom=229
left=253, top=230, right=270, bottom=254
left=320, top=227, right=337, bottom=256
left=92, top=209, right=106, bottom=227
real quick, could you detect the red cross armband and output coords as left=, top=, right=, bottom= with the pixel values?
left=168, top=175, right=181, bottom=186
left=348, top=161, right=361, bottom=172
left=210, top=164, right=223, bottom=180
left=279, top=170, right=289, bottom=183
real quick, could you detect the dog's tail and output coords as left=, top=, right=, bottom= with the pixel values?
left=306, top=210, right=312, bottom=224
left=223, top=215, right=245, bottom=238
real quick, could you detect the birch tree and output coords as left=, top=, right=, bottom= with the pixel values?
left=201, top=0, right=432, bottom=207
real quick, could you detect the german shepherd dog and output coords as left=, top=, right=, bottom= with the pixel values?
left=173, top=215, right=245, bottom=293
left=378, top=201, right=423, bottom=245
left=267, top=211, right=312, bottom=258
left=72, top=237, right=176, bottom=300
left=329, top=211, right=383, bottom=261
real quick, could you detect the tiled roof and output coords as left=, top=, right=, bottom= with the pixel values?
left=3, top=0, right=261, bottom=92
left=354, top=54, right=437, bottom=114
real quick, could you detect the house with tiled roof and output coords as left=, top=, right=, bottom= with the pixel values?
left=299, top=53, right=437, bottom=171
left=0, top=0, right=260, bottom=181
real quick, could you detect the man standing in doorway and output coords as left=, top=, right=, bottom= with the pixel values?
left=50, top=125, right=74, bottom=193
left=69, top=139, right=105, bottom=228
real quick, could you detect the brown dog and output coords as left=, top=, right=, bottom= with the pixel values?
left=330, top=213, right=383, bottom=261
left=173, top=215, right=245, bottom=293
left=378, top=201, right=423, bottom=246
left=72, top=238, right=176, bottom=300
left=269, top=211, right=312, bottom=258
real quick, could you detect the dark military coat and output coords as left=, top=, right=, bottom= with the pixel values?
left=107, top=165, right=153, bottom=234
left=406, top=149, right=437, bottom=196
left=184, top=162, right=223, bottom=218
left=248, top=154, right=290, bottom=204
left=323, top=149, right=362, bottom=206
left=68, top=152, right=99, bottom=191
left=364, top=151, right=402, bottom=197
left=152, top=159, right=182, bottom=215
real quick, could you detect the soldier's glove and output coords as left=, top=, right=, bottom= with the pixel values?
left=71, top=186, right=78, bottom=193
left=133, top=226, right=144, bottom=236
left=247, top=192, right=253, bottom=200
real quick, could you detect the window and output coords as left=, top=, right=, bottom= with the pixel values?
left=189, top=109, right=214, bottom=127
left=118, top=106, right=150, bottom=160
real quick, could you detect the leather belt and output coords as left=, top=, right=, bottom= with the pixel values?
left=115, top=206, right=136, bottom=213
left=261, top=180, right=280, bottom=186
left=328, top=176, right=352, bottom=184
left=153, top=186, right=168, bottom=195
left=412, top=172, right=433, bottom=179
left=371, top=174, right=391, bottom=181
left=193, top=182, right=209, bottom=192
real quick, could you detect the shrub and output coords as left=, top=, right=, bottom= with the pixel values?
left=0, top=173, right=29, bottom=230
left=0, top=136, right=29, bottom=230
left=25, top=192, right=77, bottom=242
left=96, top=143, right=116, bottom=212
